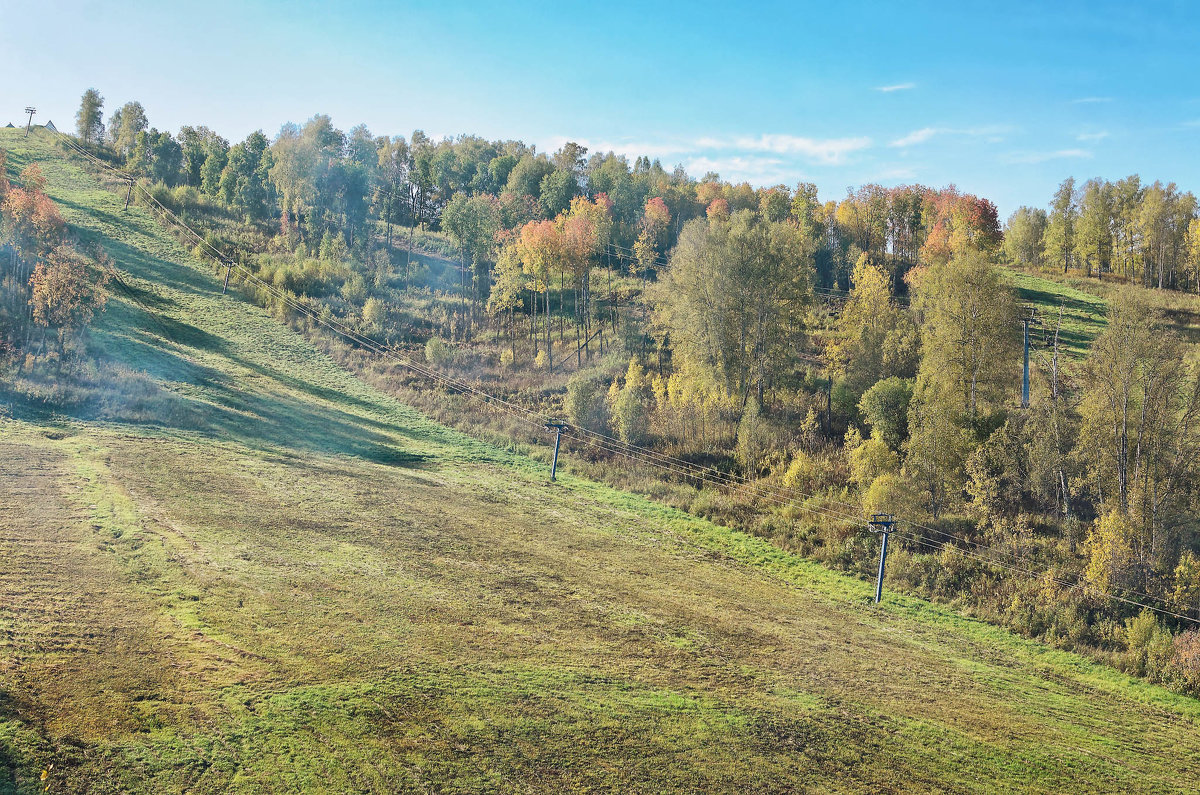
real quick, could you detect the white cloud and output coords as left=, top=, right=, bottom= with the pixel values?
left=731, top=134, right=872, bottom=164
left=888, top=124, right=1012, bottom=148
left=1076, top=131, right=1109, bottom=142
left=1071, top=97, right=1113, bottom=104
left=1006, top=149, right=1092, bottom=164
left=683, top=156, right=793, bottom=186
left=538, top=135, right=697, bottom=160
left=540, top=131, right=872, bottom=176
left=889, top=127, right=939, bottom=147
left=876, top=83, right=916, bottom=92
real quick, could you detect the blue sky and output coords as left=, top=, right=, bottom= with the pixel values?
left=3, top=0, right=1199, bottom=215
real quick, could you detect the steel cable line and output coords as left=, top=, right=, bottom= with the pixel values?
left=550, top=404, right=1196, bottom=620
left=51, top=131, right=549, bottom=433
left=51, top=132, right=1176, bottom=610
left=563, top=417, right=1200, bottom=624
left=44, top=127, right=1199, bottom=626
left=55, top=126, right=1191, bottom=621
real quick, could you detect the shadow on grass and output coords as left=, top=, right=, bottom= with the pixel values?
left=9, top=297, right=436, bottom=470
left=57, top=200, right=222, bottom=298
left=1013, top=285, right=1105, bottom=318
left=8, top=345, right=434, bottom=470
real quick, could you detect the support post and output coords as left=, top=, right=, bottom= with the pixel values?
left=124, top=180, right=135, bottom=211
left=222, top=261, right=233, bottom=294
left=24, top=107, right=36, bottom=137
left=868, top=514, right=896, bottom=604
left=544, top=421, right=567, bottom=481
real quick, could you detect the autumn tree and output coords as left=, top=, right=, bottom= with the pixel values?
left=555, top=195, right=612, bottom=362
left=29, top=246, right=110, bottom=366
left=487, top=235, right=529, bottom=362
left=1172, top=552, right=1200, bottom=620
left=1085, top=511, right=1141, bottom=593
left=1077, top=178, right=1113, bottom=277
left=1045, top=178, right=1078, bottom=273
left=75, top=88, right=104, bottom=144
left=655, top=209, right=811, bottom=404
left=910, top=249, right=1018, bottom=421
left=1076, top=291, right=1200, bottom=563
left=905, top=250, right=1017, bottom=517
left=514, top=219, right=566, bottom=369
left=2, top=166, right=65, bottom=253
left=918, top=189, right=1001, bottom=267
left=825, top=254, right=918, bottom=398
left=1186, top=218, right=1200, bottom=292
left=633, top=196, right=671, bottom=281
left=612, top=358, right=652, bottom=444
left=1137, top=181, right=1195, bottom=289
left=904, top=396, right=970, bottom=520
left=1004, top=207, right=1047, bottom=268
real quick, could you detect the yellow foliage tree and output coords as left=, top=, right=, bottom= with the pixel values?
left=1085, top=511, right=1140, bottom=593
left=1171, top=551, right=1200, bottom=619
left=825, top=254, right=918, bottom=396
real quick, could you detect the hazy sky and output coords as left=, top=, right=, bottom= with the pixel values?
left=3, top=0, right=1199, bottom=215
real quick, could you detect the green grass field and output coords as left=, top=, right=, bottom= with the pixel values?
left=1000, top=268, right=1110, bottom=360
left=4, top=128, right=1200, bottom=793
left=1001, top=265, right=1200, bottom=367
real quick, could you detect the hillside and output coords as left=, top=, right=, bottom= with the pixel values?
left=3, top=127, right=1200, bottom=793
left=999, top=266, right=1200, bottom=368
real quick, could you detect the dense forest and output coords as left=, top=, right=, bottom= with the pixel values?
left=6, top=87, right=1200, bottom=698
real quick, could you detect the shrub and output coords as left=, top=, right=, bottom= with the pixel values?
left=782, top=450, right=822, bottom=494
left=565, top=372, right=610, bottom=433
left=362, top=297, right=386, bottom=331
left=612, top=359, right=652, bottom=445
left=341, top=272, right=368, bottom=305
left=1123, top=609, right=1174, bottom=678
left=425, top=336, right=452, bottom=366
left=1165, top=631, right=1200, bottom=695
left=859, top=376, right=913, bottom=450
left=1085, top=512, right=1140, bottom=593
left=735, top=398, right=773, bottom=475
left=861, top=472, right=919, bottom=519
left=848, top=433, right=899, bottom=490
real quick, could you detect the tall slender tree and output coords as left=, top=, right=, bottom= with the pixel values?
left=74, top=88, right=104, bottom=144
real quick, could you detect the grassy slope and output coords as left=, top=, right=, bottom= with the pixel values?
left=1001, top=265, right=1200, bottom=366
left=3, top=128, right=1200, bottom=793
left=1000, top=269, right=1109, bottom=361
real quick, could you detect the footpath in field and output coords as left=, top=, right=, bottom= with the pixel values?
left=2, top=128, right=1200, bottom=794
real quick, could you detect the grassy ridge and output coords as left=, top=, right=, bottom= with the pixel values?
left=2, top=127, right=1200, bottom=793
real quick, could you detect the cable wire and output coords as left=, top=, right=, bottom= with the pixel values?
left=44, top=126, right=1199, bottom=627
